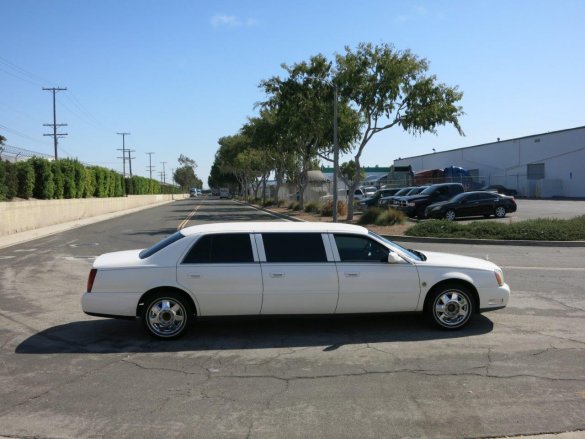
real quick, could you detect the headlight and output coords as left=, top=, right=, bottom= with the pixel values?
left=408, top=202, right=416, bottom=207
left=494, top=269, right=504, bottom=286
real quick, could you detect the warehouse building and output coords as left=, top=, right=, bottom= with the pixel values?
left=393, top=126, right=585, bottom=198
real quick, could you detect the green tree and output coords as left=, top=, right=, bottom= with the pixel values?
left=173, top=154, right=202, bottom=191
left=260, top=54, right=360, bottom=209
left=16, top=160, right=35, bottom=199
left=334, top=42, right=464, bottom=219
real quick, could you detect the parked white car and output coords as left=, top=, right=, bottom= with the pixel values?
left=82, top=222, right=510, bottom=339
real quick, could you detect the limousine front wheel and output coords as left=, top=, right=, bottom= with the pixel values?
left=426, top=284, right=474, bottom=329
left=142, top=292, right=191, bottom=339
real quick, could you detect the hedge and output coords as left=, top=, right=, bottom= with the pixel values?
left=405, top=216, right=585, bottom=241
left=0, top=157, right=166, bottom=201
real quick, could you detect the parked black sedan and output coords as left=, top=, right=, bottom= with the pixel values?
left=481, top=184, right=518, bottom=196
left=425, top=191, right=517, bottom=221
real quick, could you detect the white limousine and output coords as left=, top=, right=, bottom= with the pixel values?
left=82, top=222, right=510, bottom=339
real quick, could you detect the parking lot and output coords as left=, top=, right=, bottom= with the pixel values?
left=0, top=199, right=584, bottom=438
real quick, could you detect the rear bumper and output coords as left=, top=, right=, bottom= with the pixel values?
left=81, top=292, right=142, bottom=318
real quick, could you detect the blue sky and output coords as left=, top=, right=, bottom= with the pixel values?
left=1, top=0, right=584, bottom=185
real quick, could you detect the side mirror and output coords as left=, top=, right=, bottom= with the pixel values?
left=387, top=252, right=403, bottom=264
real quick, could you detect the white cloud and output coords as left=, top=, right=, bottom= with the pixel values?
left=210, top=14, right=258, bottom=28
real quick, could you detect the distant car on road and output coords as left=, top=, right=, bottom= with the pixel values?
left=425, top=191, right=517, bottom=220
left=189, top=188, right=198, bottom=197
left=81, top=221, right=510, bottom=339
left=219, top=188, right=230, bottom=199
left=481, top=185, right=518, bottom=197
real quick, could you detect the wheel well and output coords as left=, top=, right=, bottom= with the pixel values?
left=137, top=287, right=197, bottom=317
left=423, top=279, right=480, bottom=313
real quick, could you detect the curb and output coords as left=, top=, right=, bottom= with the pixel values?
left=238, top=201, right=305, bottom=222
left=242, top=202, right=585, bottom=248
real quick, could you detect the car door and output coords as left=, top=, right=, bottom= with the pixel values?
left=476, top=193, right=498, bottom=215
left=176, top=233, right=263, bottom=316
left=457, top=193, right=478, bottom=217
left=258, top=232, right=338, bottom=314
left=331, top=233, right=421, bottom=313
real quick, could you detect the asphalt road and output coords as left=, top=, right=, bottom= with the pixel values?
left=0, top=199, right=584, bottom=439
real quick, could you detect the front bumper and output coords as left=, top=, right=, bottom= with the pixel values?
left=396, top=205, right=417, bottom=217
left=478, top=284, right=510, bottom=312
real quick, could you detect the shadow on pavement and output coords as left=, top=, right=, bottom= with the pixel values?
left=16, top=314, right=493, bottom=354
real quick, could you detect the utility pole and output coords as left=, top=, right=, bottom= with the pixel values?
left=126, top=149, right=136, bottom=177
left=161, top=161, right=167, bottom=185
left=42, top=87, right=68, bottom=160
left=146, top=152, right=155, bottom=180
left=116, top=132, right=130, bottom=196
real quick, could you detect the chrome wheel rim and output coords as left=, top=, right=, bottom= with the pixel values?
left=146, top=298, right=187, bottom=337
left=434, top=290, right=470, bottom=327
left=445, top=210, right=456, bottom=221
left=495, top=207, right=506, bottom=217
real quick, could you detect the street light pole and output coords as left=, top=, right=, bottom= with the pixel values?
left=332, top=84, right=339, bottom=222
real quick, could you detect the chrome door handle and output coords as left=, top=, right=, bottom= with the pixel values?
left=344, top=272, right=360, bottom=277
left=270, top=273, right=285, bottom=278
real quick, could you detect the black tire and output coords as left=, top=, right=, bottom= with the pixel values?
left=425, top=283, right=475, bottom=330
left=416, top=207, right=426, bottom=219
left=495, top=206, right=507, bottom=218
left=141, top=291, right=192, bottom=340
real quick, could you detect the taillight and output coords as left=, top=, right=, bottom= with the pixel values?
left=87, top=269, right=97, bottom=292
left=494, top=270, right=504, bottom=287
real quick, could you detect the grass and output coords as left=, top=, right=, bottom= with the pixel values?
left=405, top=215, right=585, bottom=241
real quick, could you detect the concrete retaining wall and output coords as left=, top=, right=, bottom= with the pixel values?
left=0, top=194, right=186, bottom=237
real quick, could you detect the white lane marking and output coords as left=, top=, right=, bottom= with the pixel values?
left=0, top=256, right=16, bottom=260
left=502, top=266, right=585, bottom=271
left=14, top=248, right=37, bottom=252
left=63, top=256, right=97, bottom=261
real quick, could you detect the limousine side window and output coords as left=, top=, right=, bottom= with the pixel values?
left=334, top=234, right=389, bottom=263
left=262, top=233, right=327, bottom=263
left=183, top=233, right=254, bottom=263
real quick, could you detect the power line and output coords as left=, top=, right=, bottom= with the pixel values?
left=42, top=87, right=68, bottom=160
left=0, top=123, right=49, bottom=146
left=161, top=161, right=167, bottom=184
left=126, top=149, right=136, bottom=177
left=116, top=132, right=130, bottom=196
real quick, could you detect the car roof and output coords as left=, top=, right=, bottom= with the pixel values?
left=180, top=221, right=370, bottom=236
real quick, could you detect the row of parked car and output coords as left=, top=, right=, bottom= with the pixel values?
left=358, top=183, right=518, bottom=221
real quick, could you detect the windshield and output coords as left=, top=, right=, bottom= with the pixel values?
left=420, top=186, right=439, bottom=195
left=395, top=187, right=414, bottom=196
left=408, top=186, right=427, bottom=195
left=450, top=192, right=468, bottom=202
left=139, top=231, right=185, bottom=259
left=368, top=231, right=424, bottom=261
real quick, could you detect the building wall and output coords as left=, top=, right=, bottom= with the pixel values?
left=394, top=126, right=585, bottom=198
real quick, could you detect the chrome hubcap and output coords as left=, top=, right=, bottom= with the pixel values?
left=496, top=207, right=506, bottom=217
left=147, top=298, right=186, bottom=337
left=445, top=210, right=456, bottom=221
left=434, top=291, right=470, bottom=327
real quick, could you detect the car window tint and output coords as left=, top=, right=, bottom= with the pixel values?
left=262, top=233, right=327, bottom=263
left=139, top=231, right=184, bottom=259
left=334, top=234, right=389, bottom=263
left=183, top=233, right=253, bottom=263
left=477, top=193, right=497, bottom=200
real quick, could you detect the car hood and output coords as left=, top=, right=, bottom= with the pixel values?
left=399, top=194, right=429, bottom=202
left=93, top=249, right=143, bottom=269
left=416, top=251, right=499, bottom=271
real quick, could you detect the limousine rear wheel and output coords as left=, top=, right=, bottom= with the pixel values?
left=142, top=292, right=191, bottom=339
left=426, top=283, right=474, bottom=330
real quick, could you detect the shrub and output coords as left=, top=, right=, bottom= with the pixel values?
left=405, top=216, right=585, bottom=241
left=16, top=160, right=35, bottom=199
left=304, top=202, right=320, bottom=213
left=51, top=161, right=64, bottom=199
left=320, top=200, right=347, bottom=217
left=0, top=160, right=7, bottom=200
left=374, top=208, right=407, bottom=226
left=358, top=207, right=384, bottom=225
left=262, top=199, right=274, bottom=207
left=31, top=157, right=54, bottom=199
left=277, top=199, right=286, bottom=207
left=4, top=161, right=18, bottom=200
